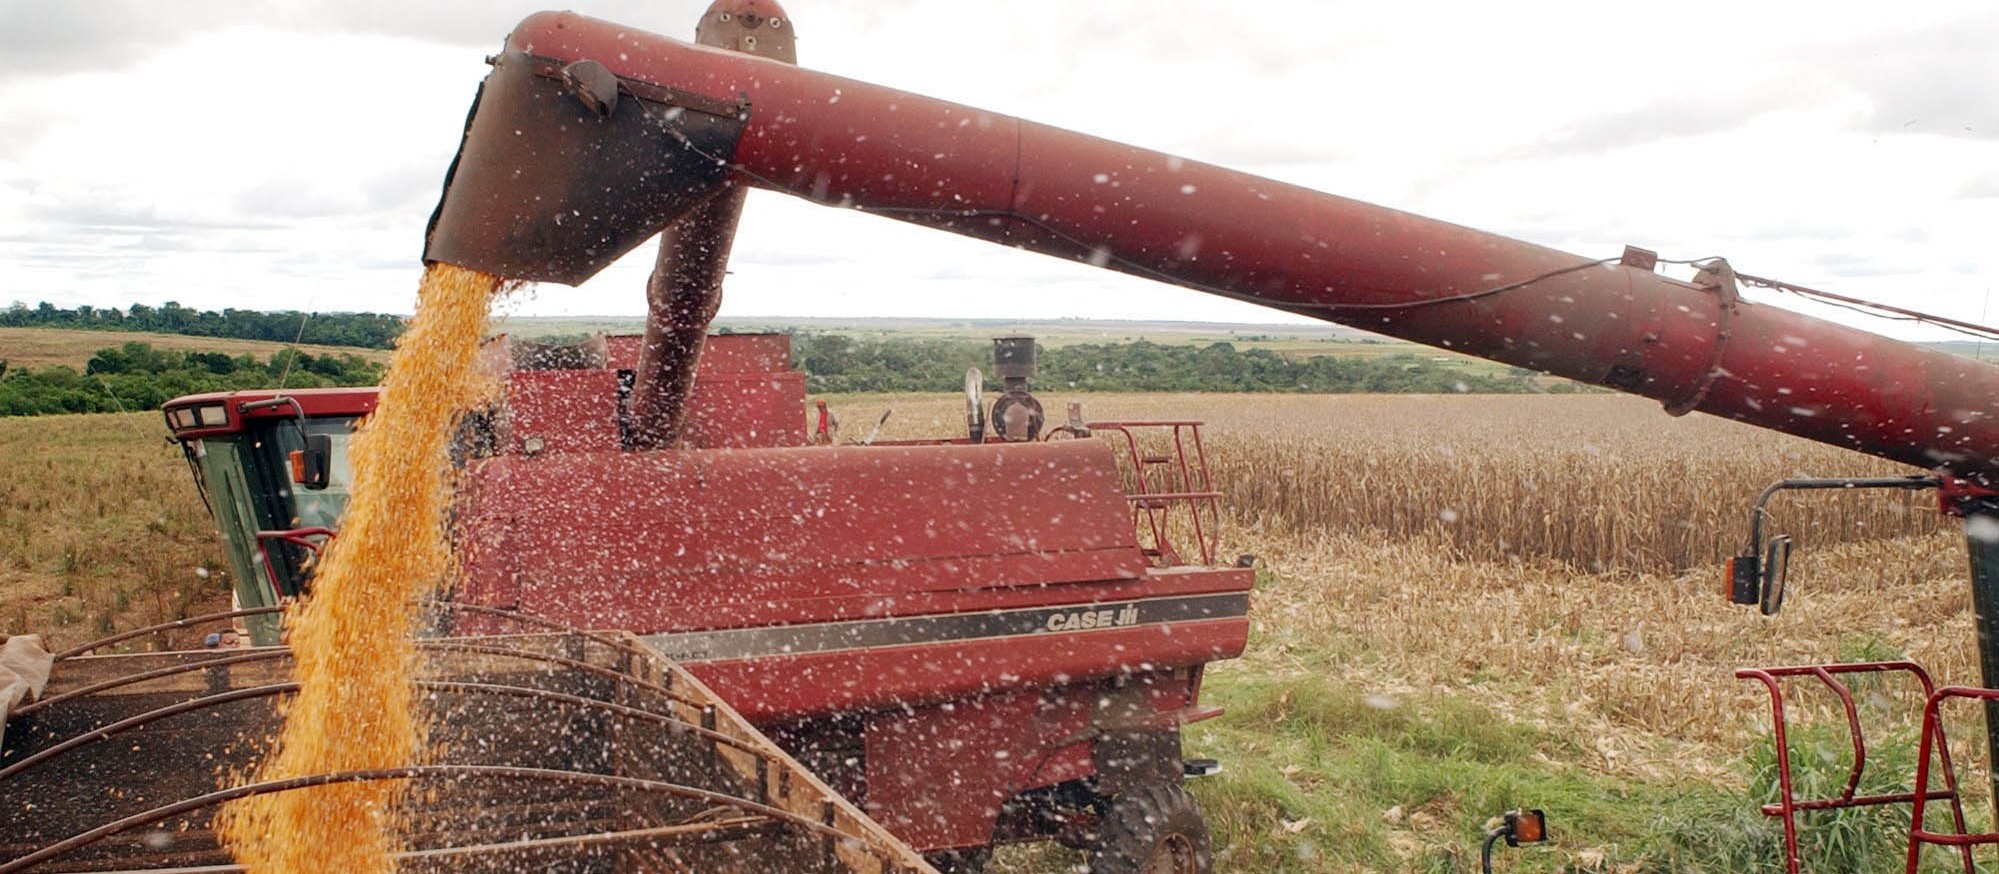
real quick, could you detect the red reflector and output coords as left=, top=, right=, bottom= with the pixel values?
left=288, top=449, right=306, bottom=483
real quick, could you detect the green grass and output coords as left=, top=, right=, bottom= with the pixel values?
left=1187, top=671, right=1661, bottom=872
left=0, top=412, right=230, bottom=649
left=1168, top=669, right=1977, bottom=873
left=1053, top=551, right=1975, bottom=874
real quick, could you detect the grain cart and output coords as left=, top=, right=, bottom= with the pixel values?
left=1, top=627, right=941, bottom=874
left=13, top=3, right=1999, bottom=872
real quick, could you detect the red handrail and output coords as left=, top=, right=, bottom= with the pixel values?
left=1085, top=421, right=1220, bottom=566
left=1735, top=662, right=1973, bottom=874
left=1909, top=687, right=1999, bottom=872
left=253, top=526, right=337, bottom=597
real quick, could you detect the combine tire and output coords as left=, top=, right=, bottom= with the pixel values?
left=1085, top=782, right=1213, bottom=874
left=923, top=848, right=992, bottom=873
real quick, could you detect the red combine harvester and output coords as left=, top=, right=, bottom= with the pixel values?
left=153, top=329, right=1247, bottom=870
left=9, top=3, right=1999, bottom=872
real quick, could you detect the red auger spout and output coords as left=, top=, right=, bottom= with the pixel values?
left=425, top=11, right=1999, bottom=482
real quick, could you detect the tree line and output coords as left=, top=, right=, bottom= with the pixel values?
left=0, top=342, right=384, bottom=417
left=1, top=301, right=403, bottom=349
left=790, top=334, right=1557, bottom=394
left=0, top=331, right=1567, bottom=417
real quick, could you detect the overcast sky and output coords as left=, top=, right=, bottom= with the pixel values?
left=1, top=1, right=1995, bottom=339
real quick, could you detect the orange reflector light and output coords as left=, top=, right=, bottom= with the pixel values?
left=1506, top=809, right=1547, bottom=845
left=288, top=449, right=307, bottom=483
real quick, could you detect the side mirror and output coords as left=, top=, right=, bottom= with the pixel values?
left=1726, top=554, right=1761, bottom=606
left=289, top=434, right=333, bottom=490
left=1760, top=535, right=1791, bottom=616
left=1724, top=535, right=1793, bottom=614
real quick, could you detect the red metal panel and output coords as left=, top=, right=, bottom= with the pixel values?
left=850, top=672, right=1200, bottom=852
left=162, top=388, right=379, bottom=438
left=601, top=334, right=645, bottom=370
left=456, top=441, right=1147, bottom=620
left=447, top=439, right=1257, bottom=708
left=685, top=618, right=1248, bottom=723
left=453, top=515, right=522, bottom=610
left=608, top=329, right=795, bottom=374
left=515, top=551, right=1166, bottom=632
left=167, top=336, right=800, bottom=446
left=599, top=333, right=807, bottom=448
left=861, top=689, right=1077, bottom=851
left=696, top=333, right=793, bottom=373
left=503, top=369, right=623, bottom=454
left=683, top=371, right=808, bottom=448
left=496, top=12, right=1999, bottom=483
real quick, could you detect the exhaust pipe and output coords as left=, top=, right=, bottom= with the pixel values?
left=627, top=0, right=800, bottom=450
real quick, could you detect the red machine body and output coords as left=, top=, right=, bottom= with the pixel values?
left=165, top=330, right=1250, bottom=855
left=498, top=332, right=807, bottom=451
left=457, top=434, right=1245, bottom=720
left=158, top=6, right=1999, bottom=867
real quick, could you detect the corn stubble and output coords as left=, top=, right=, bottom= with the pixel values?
left=218, top=264, right=502, bottom=873
left=843, top=392, right=1942, bottom=575
left=1199, top=394, right=1944, bottom=574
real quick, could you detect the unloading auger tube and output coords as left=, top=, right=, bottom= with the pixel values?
left=427, top=11, right=1999, bottom=484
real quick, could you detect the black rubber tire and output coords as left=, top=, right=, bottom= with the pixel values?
left=1085, top=782, right=1214, bottom=874
left=924, top=847, right=993, bottom=873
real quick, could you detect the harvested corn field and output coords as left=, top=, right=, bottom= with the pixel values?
left=4, top=391, right=1977, bottom=872
left=842, top=392, right=1944, bottom=575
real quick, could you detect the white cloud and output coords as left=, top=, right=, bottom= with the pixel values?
left=0, top=0, right=1992, bottom=341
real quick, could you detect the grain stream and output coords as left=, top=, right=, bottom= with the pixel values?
left=218, top=264, right=501, bottom=873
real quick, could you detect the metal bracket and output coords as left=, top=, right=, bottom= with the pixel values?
left=1939, top=476, right=1999, bottom=517
left=1745, top=475, right=1939, bottom=552
left=1618, top=245, right=1659, bottom=271
left=526, top=54, right=748, bottom=120
left=1664, top=258, right=1739, bottom=416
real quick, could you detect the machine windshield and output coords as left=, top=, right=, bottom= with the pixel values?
left=182, top=415, right=359, bottom=644
left=272, top=419, right=358, bottom=531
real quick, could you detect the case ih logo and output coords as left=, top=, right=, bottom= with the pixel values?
left=639, top=593, right=1249, bottom=664
left=1043, top=603, right=1140, bottom=633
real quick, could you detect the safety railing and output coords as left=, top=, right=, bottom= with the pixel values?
left=1086, top=421, right=1220, bottom=566
left=254, top=526, right=336, bottom=599
left=1909, top=686, right=1999, bottom=873
left=1735, top=661, right=1974, bottom=874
